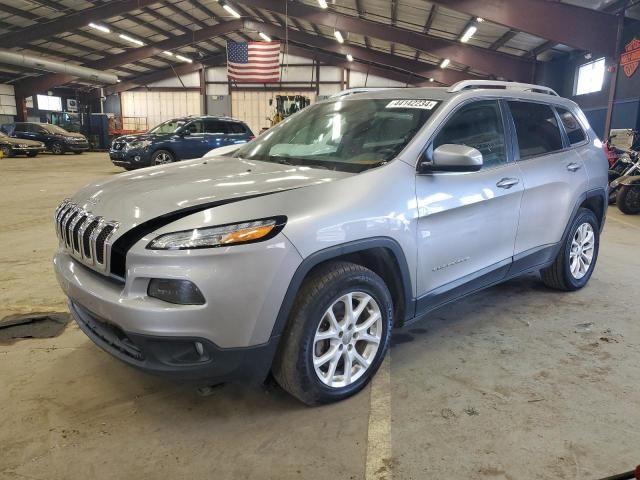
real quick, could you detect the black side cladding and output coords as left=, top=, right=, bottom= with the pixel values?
left=109, top=190, right=292, bottom=278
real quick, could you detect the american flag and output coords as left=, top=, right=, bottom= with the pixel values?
left=227, top=41, right=281, bottom=83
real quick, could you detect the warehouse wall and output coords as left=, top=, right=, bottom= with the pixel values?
left=0, top=84, right=17, bottom=125
left=120, top=90, right=202, bottom=129
left=538, top=20, right=640, bottom=138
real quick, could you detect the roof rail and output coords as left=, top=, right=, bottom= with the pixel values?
left=448, top=80, right=559, bottom=96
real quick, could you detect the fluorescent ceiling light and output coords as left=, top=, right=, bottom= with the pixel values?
left=318, top=0, right=328, bottom=7
left=440, top=58, right=450, bottom=69
left=119, top=34, right=144, bottom=46
left=88, top=22, right=110, bottom=34
left=460, top=25, right=477, bottom=43
left=223, top=4, right=241, bottom=18
left=163, top=51, right=174, bottom=56
left=334, top=31, right=344, bottom=43
left=429, top=77, right=434, bottom=82
left=477, top=17, right=484, bottom=22
left=259, top=32, right=271, bottom=42
left=175, top=54, right=193, bottom=63
left=346, top=54, right=353, bottom=62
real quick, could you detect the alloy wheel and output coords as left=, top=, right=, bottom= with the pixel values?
left=154, top=152, right=173, bottom=164
left=313, top=292, right=383, bottom=388
left=569, top=222, right=595, bottom=279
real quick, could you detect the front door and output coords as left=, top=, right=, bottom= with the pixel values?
left=176, top=120, right=207, bottom=159
left=415, top=100, right=523, bottom=307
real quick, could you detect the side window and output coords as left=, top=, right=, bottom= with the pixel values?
left=204, top=120, right=228, bottom=134
left=228, top=123, right=246, bottom=134
left=433, top=100, right=506, bottom=169
left=14, top=124, right=26, bottom=133
left=556, top=107, right=587, bottom=146
left=186, top=120, right=204, bottom=134
left=508, top=101, right=563, bottom=159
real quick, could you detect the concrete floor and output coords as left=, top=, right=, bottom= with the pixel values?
left=1, top=152, right=639, bottom=480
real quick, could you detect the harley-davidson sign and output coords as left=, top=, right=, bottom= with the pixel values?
left=620, top=37, right=640, bottom=78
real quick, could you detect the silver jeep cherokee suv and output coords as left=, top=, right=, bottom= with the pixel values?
left=54, top=81, right=608, bottom=405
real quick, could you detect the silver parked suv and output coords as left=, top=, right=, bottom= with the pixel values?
left=54, top=81, right=608, bottom=405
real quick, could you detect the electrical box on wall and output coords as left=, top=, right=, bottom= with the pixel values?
left=67, top=99, right=78, bottom=112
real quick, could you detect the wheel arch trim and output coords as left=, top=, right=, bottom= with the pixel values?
left=269, top=236, right=415, bottom=342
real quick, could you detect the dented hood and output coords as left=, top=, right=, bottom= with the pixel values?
left=70, top=156, right=352, bottom=230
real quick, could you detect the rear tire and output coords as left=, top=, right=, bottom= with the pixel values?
left=541, top=208, right=600, bottom=291
left=616, top=185, right=640, bottom=215
left=273, top=261, right=393, bottom=405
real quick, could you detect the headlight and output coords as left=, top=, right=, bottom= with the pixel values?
left=127, top=140, right=152, bottom=150
left=147, top=217, right=286, bottom=250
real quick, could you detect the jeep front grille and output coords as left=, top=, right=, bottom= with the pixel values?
left=54, top=199, right=119, bottom=275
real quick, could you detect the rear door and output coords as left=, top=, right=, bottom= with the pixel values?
left=203, top=119, right=231, bottom=151
left=505, top=101, right=589, bottom=257
left=415, top=99, right=524, bottom=303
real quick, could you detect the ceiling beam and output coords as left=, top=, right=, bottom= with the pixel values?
left=0, top=0, right=162, bottom=48
left=232, top=0, right=532, bottom=80
left=109, top=44, right=435, bottom=94
left=15, top=20, right=242, bottom=97
left=245, top=20, right=477, bottom=85
left=105, top=54, right=226, bottom=94
left=430, top=0, right=618, bottom=58
left=490, top=30, right=517, bottom=51
left=286, top=44, right=433, bottom=87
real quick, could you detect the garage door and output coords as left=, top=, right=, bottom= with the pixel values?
left=121, top=91, right=202, bottom=130
left=231, top=90, right=316, bottom=136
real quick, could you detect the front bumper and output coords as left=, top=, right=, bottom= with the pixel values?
left=109, top=148, right=151, bottom=168
left=65, top=142, right=90, bottom=152
left=53, top=234, right=302, bottom=382
left=69, top=300, right=277, bottom=383
left=12, top=146, right=45, bottom=154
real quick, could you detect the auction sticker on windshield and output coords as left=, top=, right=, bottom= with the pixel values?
left=386, top=100, right=439, bottom=110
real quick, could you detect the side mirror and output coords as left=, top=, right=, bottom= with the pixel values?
left=421, top=144, right=483, bottom=172
left=180, top=129, right=190, bottom=137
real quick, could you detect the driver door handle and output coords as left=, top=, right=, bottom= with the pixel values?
left=496, top=177, right=520, bottom=189
left=567, top=162, right=582, bottom=172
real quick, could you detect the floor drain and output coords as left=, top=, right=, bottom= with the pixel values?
left=0, top=312, right=71, bottom=342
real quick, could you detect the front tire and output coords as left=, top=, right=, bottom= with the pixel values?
left=1, top=145, right=13, bottom=158
left=617, top=185, right=640, bottom=215
left=273, top=261, right=393, bottom=405
left=541, top=208, right=600, bottom=291
left=50, top=141, right=64, bottom=155
left=27, top=152, right=38, bottom=157
left=151, top=149, right=175, bottom=165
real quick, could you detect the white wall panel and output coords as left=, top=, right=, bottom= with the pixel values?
left=0, top=84, right=16, bottom=117
left=348, top=72, right=408, bottom=88
left=149, top=72, right=199, bottom=88
left=121, top=90, right=202, bottom=128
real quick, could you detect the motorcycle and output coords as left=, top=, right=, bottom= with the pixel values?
left=607, top=130, right=640, bottom=207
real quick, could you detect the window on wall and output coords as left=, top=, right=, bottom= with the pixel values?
left=575, top=58, right=605, bottom=95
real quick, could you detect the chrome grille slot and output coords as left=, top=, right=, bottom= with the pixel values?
left=54, top=199, right=119, bottom=275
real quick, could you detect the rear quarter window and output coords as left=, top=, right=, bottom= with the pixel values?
left=228, top=123, right=247, bottom=134
left=556, top=107, right=587, bottom=146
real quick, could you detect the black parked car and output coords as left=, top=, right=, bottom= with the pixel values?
left=109, top=116, right=254, bottom=170
left=0, top=131, right=45, bottom=157
left=1, top=122, right=89, bottom=154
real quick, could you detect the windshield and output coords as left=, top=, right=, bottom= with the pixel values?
left=149, top=119, right=187, bottom=134
left=233, top=98, right=439, bottom=172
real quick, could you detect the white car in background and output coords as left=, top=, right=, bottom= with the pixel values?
left=203, top=143, right=243, bottom=158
